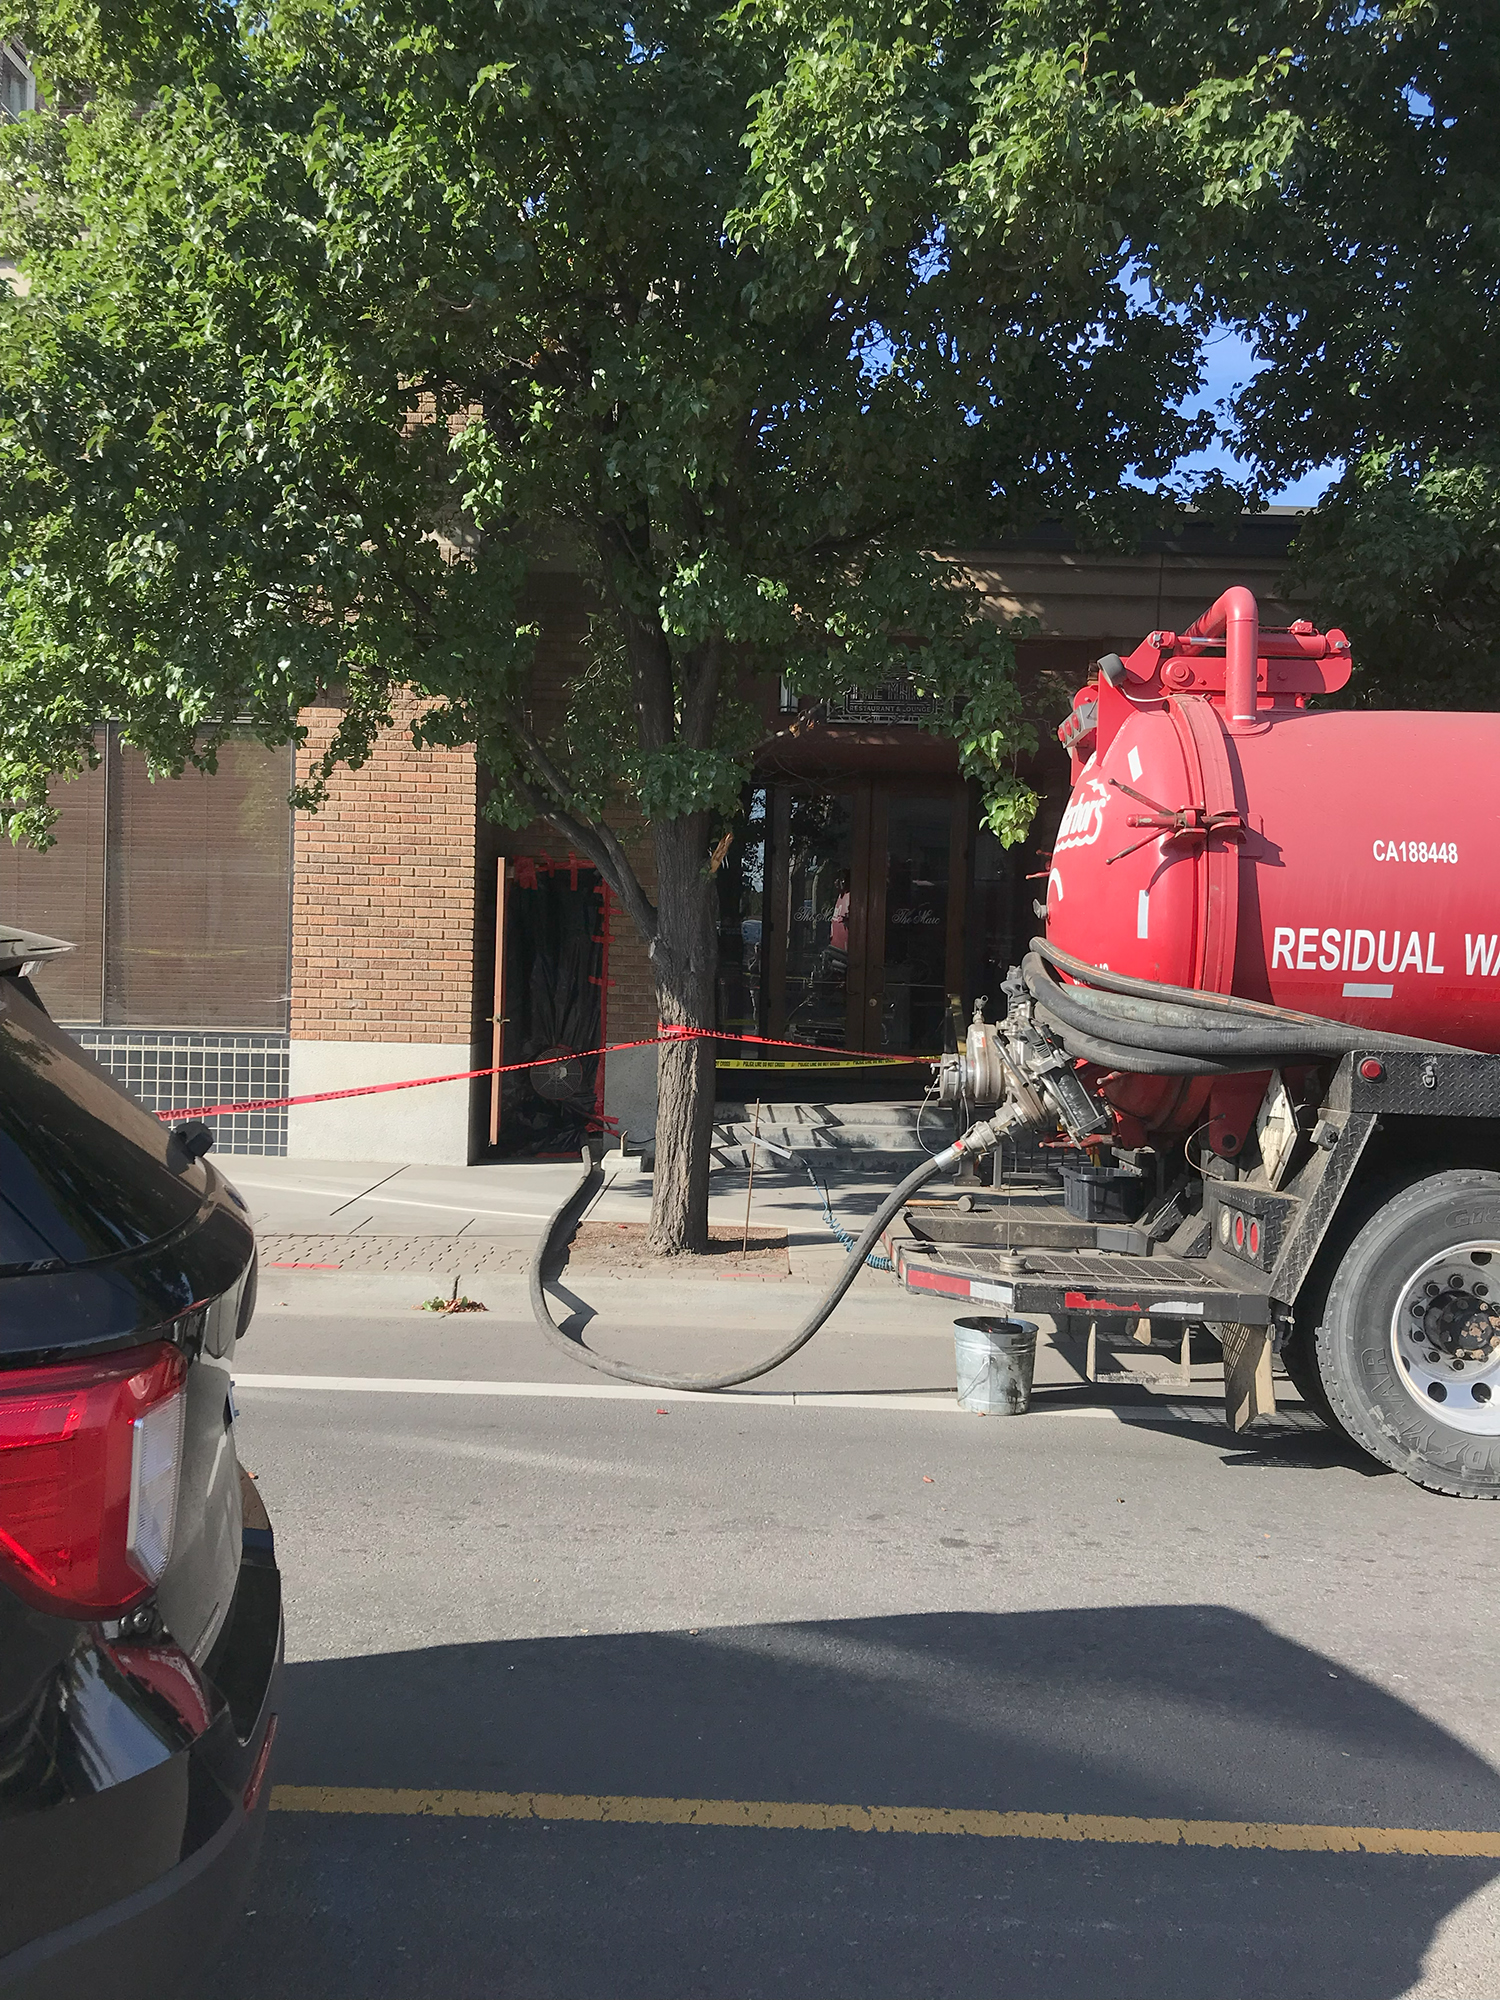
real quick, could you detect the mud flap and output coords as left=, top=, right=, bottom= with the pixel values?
left=1218, top=1321, right=1276, bottom=1432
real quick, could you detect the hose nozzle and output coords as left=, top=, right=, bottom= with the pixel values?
left=957, top=1115, right=1009, bottom=1156
left=932, top=1107, right=1026, bottom=1172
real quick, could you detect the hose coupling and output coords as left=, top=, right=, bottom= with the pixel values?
left=956, top=1116, right=1009, bottom=1157
left=933, top=1107, right=1026, bottom=1171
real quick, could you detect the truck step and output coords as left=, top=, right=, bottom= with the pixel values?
left=897, top=1242, right=1272, bottom=1327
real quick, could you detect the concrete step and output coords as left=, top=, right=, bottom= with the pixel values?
left=710, top=1101, right=943, bottom=1171
left=715, top=1125, right=939, bottom=1155
left=714, top=1100, right=929, bottom=1132
left=710, top=1104, right=942, bottom=1173
left=708, top=1098, right=1061, bottom=1176
left=711, top=1142, right=935, bottom=1173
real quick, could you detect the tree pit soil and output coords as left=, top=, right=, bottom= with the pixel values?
left=564, top=1221, right=791, bottom=1279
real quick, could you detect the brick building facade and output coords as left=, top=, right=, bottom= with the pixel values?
left=0, top=516, right=1308, bottom=1163
left=285, top=694, right=491, bottom=1161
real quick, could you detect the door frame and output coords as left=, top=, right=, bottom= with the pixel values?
left=763, top=777, right=970, bottom=1057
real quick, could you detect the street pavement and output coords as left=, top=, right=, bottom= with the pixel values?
left=196, top=1156, right=1500, bottom=1999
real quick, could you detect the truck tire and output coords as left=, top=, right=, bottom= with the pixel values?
left=1317, top=1170, right=1500, bottom=1498
left=1280, top=1317, right=1340, bottom=1432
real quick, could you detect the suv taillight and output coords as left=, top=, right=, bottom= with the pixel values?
left=0, top=1342, right=187, bottom=1618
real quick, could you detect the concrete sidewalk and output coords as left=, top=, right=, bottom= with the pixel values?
left=223, top=1152, right=1268, bottom=1419
left=221, top=1151, right=905, bottom=1284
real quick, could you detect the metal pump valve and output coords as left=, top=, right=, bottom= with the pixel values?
left=937, top=972, right=1112, bottom=1149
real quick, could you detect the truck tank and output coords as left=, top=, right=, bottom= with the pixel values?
left=1045, top=589, right=1500, bottom=1147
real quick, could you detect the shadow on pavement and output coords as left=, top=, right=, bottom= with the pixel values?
left=204, top=1605, right=1500, bottom=2000
left=1110, top=1408, right=1398, bottom=1477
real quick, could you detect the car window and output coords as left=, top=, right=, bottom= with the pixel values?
left=0, top=985, right=207, bottom=1264
left=0, top=1187, right=65, bottom=1273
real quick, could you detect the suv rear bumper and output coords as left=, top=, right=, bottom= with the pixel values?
left=0, top=1763, right=274, bottom=1999
left=0, top=1512, right=282, bottom=2000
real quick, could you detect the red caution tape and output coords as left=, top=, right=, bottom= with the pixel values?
left=153, top=1028, right=933, bottom=1123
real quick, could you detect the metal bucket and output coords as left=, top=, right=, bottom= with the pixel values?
left=953, top=1316, right=1038, bottom=1416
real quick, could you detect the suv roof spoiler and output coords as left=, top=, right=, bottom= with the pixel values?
left=0, top=925, right=75, bottom=976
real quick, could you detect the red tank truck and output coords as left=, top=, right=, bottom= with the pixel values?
left=901, top=589, right=1500, bottom=1498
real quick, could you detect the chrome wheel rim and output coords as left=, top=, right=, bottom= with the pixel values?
left=1390, top=1239, right=1500, bottom=1435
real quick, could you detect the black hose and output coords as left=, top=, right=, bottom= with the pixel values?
left=1024, top=934, right=1475, bottom=1076
left=1032, top=936, right=1351, bottom=1023
left=1029, top=937, right=1471, bottom=1052
left=529, top=1144, right=956, bottom=1392
left=1031, top=1003, right=1248, bottom=1076
left=1029, top=966, right=1410, bottom=1063
left=1028, top=959, right=1337, bottom=1045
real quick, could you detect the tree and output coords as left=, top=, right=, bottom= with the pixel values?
left=750, top=4, right=1500, bottom=708
left=1, top=2, right=1271, bottom=1250
left=1232, top=2, right=1499, bottom=709
left=1130, top=0, right=1499, bottom=704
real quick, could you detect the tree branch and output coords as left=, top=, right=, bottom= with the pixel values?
left=680, top=634, right=723, bottom=750
left=597, top=520, right=675, bottom=751
left=504, top=713, right=660, bottom=946
left=514, top=777, right=660, bottom=947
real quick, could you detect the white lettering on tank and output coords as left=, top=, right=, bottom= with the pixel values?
left=1054, top=778, right=1111, bottom=854
left=1274, top=925, right=1450, bottom=977
left=1136, top=889, right=1150, bottom=940
left=1127, top=745, right=1143, bottom=782
left=1047, top=867, right=1065, bottom=904
left=1370, top=840, right=1459, bottom=865
left=1466, top=934, right=1499, bottom=977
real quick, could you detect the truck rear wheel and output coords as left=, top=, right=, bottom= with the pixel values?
left=1318, top=1170, right=1500, bottom=1497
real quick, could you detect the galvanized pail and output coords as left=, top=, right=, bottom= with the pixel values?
left=953, top=1316, right=1039, bottom=1416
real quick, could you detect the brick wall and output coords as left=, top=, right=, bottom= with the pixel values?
left=292, top=694, right=480, bottom=1044
left=602, top=815, right=659, bottom=1046
left=499, top=573, right=664, bottom=1047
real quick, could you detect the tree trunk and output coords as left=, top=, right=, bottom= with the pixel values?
left=649, top=810, right=718, bottom=1255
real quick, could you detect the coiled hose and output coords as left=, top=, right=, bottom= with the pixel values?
left=806, top=1162, right=894, bottom=1272
left=1024, top=937, right=1470, bottom=1075
left=529, top=1143, right=957, bottom=1392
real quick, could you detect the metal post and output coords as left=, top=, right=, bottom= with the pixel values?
left=489, top=859, right=508, bottom=1147
left=742, top=1097, right=761, bottom=1255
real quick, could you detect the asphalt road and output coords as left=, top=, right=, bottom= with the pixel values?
left=200, top=1310, right=1500, bottom=2000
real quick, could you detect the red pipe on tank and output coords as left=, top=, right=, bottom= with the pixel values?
left=1182, top=587, right=1260, bottom=730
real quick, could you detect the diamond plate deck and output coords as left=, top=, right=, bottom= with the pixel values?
left=897, top=1241, right=1272, bottom=1324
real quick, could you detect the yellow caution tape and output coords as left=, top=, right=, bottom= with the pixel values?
left=715, top=1056, right=924, bottom=1070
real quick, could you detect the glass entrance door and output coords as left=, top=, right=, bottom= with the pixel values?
left=783, top=790, right=856, bottom=1050
left=715, top=781, right=967, bottom=1083
left=871, top=794, right=954, bottom=1055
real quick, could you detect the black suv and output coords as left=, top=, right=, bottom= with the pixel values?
left=0, top=927, right=281, bottom=1997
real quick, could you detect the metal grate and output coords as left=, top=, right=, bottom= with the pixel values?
left=65, top=1027, right=289, bottom=1156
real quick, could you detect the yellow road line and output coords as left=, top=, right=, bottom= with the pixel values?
left=269, top=1788, right=1500, bottom=1857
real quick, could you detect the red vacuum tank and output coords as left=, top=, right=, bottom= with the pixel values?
left=1045, top=589, right=1500, bottom=1141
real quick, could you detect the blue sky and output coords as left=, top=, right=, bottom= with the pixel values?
left=1176, top=324, right=1340, bottom=506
